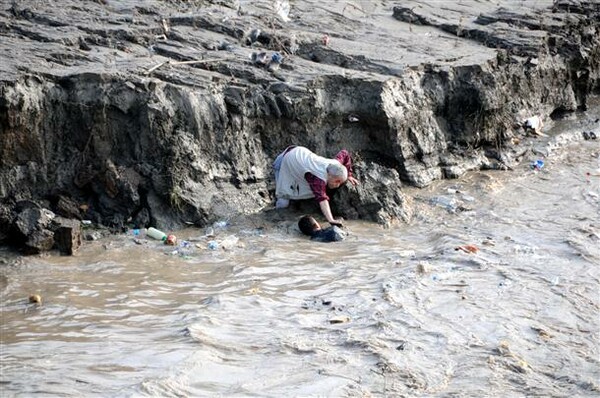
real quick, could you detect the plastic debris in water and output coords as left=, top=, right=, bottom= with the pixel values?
left=431, top=195, right=458, bottom=213
left=271, top=52, right=283, bottom=64
left=455, top=245, right=479, bottom=254
left=348, top=114, right=359, bottom=123
left=530, top=159, right=544, bottom=170
left=147, top=227, right=167, bottom=241
left=207, top=241, right=219, bottom=250
left=165, top=234, right=177, bottom=246
left=461, top=194, right=475, bottom=202
left=178, top=240, right=193, bottom=256
left=268, top=52, right=284, bottom=72
left=251, top=52, right=269, bottom=66
left=213, top=221, right=228, bottom=229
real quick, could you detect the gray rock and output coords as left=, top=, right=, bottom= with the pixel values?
left=0, top=0, right=598, bottom=238
left=24, top=229, right=54, bottom=254
left=52, top=195, right=81, bottom=220
left=332, top=162, right=412, bottom=227
left=14, top=208, right=55, bottom=237
left=51, top=217, right=82, bottom=255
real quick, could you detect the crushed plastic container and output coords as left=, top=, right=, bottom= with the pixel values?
left=531, top=160, right=544, bottom=170
left=271, top=52, right=283, bottom=64
left=179, top=241, right=194, bottom=257
left=431, top=196, right=458, bottom=212
left=213, top=221, right=228, bottom=229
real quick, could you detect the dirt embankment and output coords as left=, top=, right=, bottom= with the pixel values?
left=0, top=0, right=598, bottom=253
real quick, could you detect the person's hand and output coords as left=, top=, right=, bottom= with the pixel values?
left=347, top=176, right=359, bottom=186
left=329, top=219, right=344, bottom=228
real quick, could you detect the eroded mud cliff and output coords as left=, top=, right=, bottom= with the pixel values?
left=0, top=0, right=599, bottom=253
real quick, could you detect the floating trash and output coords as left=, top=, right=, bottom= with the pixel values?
left=207, top=241, right=219, bottom=250
left=271, top=52, right=283, bottom=64
left=530, top=159, right=544, bottom=170
left=166, top=234, right=177, bottom=246
left=455, top=245, right=479, bottom=254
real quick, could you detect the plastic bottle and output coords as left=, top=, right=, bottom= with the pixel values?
left=147, top=227, right=167, bottom=241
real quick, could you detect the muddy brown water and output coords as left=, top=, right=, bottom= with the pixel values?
left=1, top=110, right=599, bottom=397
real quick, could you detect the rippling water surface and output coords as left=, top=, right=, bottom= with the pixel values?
left=1, top=112, right=599, bottom=397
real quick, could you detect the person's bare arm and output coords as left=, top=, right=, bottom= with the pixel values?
left=319, top=200, right=343, bottom=226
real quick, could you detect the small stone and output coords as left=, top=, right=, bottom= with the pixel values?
left=246, top=287, right=261, bottom=295
left=329, top=316, right=351, bottom=324
left=416, top=262, right=430, bottom=274
left=29, top=294, right=42, bottom=304
left=532, top=326, right=552, bottom=339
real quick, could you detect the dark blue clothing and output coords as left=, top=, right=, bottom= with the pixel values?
left=311, top=226, right=345, bottom=242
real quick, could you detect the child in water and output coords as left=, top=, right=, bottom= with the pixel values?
left=298, top=215, right=346, bottom=242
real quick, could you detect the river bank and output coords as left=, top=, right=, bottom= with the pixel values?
left=1, top=0, right=599, bottom=254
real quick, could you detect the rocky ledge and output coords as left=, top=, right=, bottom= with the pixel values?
left=0, top=0, right=598, bottom=254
